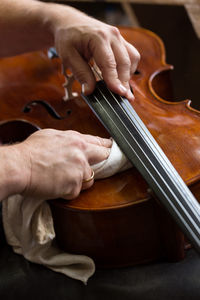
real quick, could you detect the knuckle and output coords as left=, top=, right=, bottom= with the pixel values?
left=96, top=28, right=109, bottom=40
left=67, top=174, right=82, bottom=199
left=95, top=136, right=108, bottom=148
left=97, top=26, right=120, bottom=41
left=121, top=56, right=131, bottom=69
left=95, top=136, right=103, bottom=146
left=31, top=128, right=58, bottom=139
left=110, top=26, right=120, bottom=37
left=66, top=130, right=80, bottom=137
left=66, top=132, right=87, bottom=151
left=128, top=45, right=140, bottom=62
left=130, top=49, right=140, bottom=74
left=73, top=69, right=88, bottom=84
left=71, top=148, right=87, bottom=167
left=40, top=128, right=55, bottom=135
left=135, top=50, right=141, bottom=62
left=74, top=155, right=87, bottom=168
left=101, top=55, right=117, bottom=70
left=75, top=139, right=87, bottom=152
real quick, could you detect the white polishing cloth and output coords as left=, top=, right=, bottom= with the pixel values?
left=2, top=140, right=131, bottom=283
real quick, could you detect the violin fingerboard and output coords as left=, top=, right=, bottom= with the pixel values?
left=82, top=80, right=200, bottom=254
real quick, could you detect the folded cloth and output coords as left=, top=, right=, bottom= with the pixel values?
left=2, top=140, right=131, bottom=283
left=93, top=138, right=132, bottom=179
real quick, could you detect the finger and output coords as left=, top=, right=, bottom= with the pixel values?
left=66, top=131, right=112, bottom=148
left=85, top=144, right=111, bottom=165
left=81, top=168, right=95, bottom=191
left=62, top=163, right=93, bottom=199
left=62, top=47, right=96, bottom=94
left=111, top=41, right=134, bottom=101
left=81, top=134, right=112, bottom=148
left=62, top=172, right=83, bottom=200
left=93, top=42, right=128, bottom=96
left=111, top=42, right=131, bottom=89
left=124, top=39, right=140, bottom=75
left=68, top=132, right=111, bottom=164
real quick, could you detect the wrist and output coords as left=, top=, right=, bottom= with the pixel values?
left=41, top=3, right=87, bottom=37
left=28, top=1, right=55, bottom=49
left=0, top=144, right=29, bottom=200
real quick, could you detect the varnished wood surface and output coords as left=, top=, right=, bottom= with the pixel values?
left=0, top=27, right=199, bottom=266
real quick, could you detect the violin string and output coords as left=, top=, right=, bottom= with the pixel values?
left=99, top=85, right=200, bottom=215
left=117, top=95, right=200, bottom=213
left=92, top=91, right=200, bottom=231
left=92, top=66, right=184, bottom=186
left=92, top=66, right=173, bottom=169
left=92, top=66, right=170, bottom=163
left=94, top=94, right=200, bottom=237
left=92, top=67, right=182, bottom=182
left=91, top=68, right=200, bottom=217
left=93, top=65, right=199, bottom=209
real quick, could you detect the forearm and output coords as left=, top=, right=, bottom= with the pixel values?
left=0, top=0, right=138, bottom=102
left=0, top=0, right=83, bottom=57
left=0, top=145, right=28, bottom=201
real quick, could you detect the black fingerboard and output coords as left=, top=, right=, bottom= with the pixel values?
left=82, top=80, right=200, bottom=254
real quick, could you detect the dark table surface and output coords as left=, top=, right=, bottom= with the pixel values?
left=0, top=203, right=199, bottom=300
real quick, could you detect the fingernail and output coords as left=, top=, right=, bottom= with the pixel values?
left=82, top=83, right=90, bottom=95
left=106, top=148, right=111, bottom=159
left=119, top=84, right=128, bottom=93
left=127, top=89, right=135, bottom=101
left=103, top=138, right=112, bottom=147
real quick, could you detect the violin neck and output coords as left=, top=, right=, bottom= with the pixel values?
left=82, top=80, right=200, bottom=254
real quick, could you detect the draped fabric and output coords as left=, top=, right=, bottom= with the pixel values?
left=1, top=140, right=131, bottom=283
left=0, top=140, right=199, bottom=297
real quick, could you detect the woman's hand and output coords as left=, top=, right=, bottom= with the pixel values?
left=6, top=129, right=111, bottom=201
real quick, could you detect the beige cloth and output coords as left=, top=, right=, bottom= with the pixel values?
left=2, top=140, right=131, bottom=283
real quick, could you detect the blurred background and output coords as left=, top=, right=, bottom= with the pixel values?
left=43, top=1, right=200, bottom=109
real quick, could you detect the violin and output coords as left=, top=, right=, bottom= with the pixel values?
left=0, top=27, right=199, bottom=267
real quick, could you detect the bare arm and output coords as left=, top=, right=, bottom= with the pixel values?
left=0, top=0, right=54, bottom=56
left=0, top=0, right=139, bottom=202
left=0, top=0, right=140, bottom=99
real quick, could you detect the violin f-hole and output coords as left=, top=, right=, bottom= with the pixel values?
left=22, top=100, right=71, bottom=120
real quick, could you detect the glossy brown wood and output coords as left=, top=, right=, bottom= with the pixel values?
left=0, top=27, right=199, bottom=267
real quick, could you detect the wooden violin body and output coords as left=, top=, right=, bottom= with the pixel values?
left=0, top=27, right=199, bottom=267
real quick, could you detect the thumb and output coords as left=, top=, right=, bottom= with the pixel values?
left=63, top=47, right=96, bottom=95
